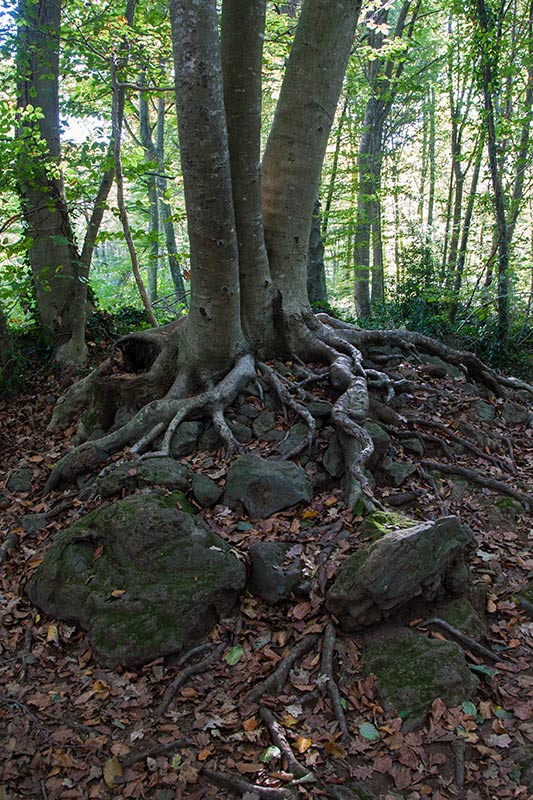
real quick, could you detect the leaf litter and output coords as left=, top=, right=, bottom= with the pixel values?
left=1, top=358, right=532, bottom=799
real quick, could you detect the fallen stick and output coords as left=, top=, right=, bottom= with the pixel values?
left=419, top=618, right=500, bottom=662
left=247, top=634, right=319, bottom=704
left=120, top=738, right=193, bottom=769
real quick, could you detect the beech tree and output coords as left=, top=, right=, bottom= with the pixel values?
left=46, top=0, right=529, bottom=510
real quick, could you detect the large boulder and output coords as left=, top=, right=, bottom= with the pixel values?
left=26, top=492, right=246, bottom=666
left=362, top=627, right=479, bottom=729
left=224, top=454, right=312, bottom=519
left=326, top=516, right=475, bottom=629
left=247, top=542, right=302, bottom=605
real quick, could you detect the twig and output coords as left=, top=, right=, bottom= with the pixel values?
left=420, top=461, right=532, bottom=509
left=259, top=708, right=313, bottom=780
left=419, top=467, right=448, bottom=514
left=320, top=623, right=350, bottom=741
left=155, top=643, right=225, bottom=718
left=247, top=634, right=320, bottom=704
left=201, top=767, right=292, bottom=799
left=120, top=738, right=193, bottom=769
left=419, top=618, right=500, bottom=662
left=0, top=694, right=56, bottom=745
left=452, top=739, right=466, bottom=788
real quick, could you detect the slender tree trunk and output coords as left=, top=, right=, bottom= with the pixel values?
left=139, top=82, right=160, bottom=302
left=0, top=305, right=13, bottom=383
left=427, top=86, right=436, bottom=227
left=155, top=95, right=187, bottom=305
left=307, top=198, right=327, bottom=304
left=322, top=94, right=348, bottom=241
left=474, top=0, right=510, bottom=342
left=449, top=136, right=483, bottom=323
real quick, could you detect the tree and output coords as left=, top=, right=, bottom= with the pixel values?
left=46, top=0, right=522, bottom=512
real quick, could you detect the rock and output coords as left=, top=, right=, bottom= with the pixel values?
left=364, top=421, right=391, bottom=470
left=93, top=457, right=191, bottom=498
left=432, top=596, right=487, bottom=639
left=26, top=492, right=246, bottom=666
left=326, top=516, right=475, bottom=629
left=252, top=410, right=277, bottom=437
left=420, top=354, right=463, bottom=378
left=224, top=454, right=312, bottom=519
left=305, top=400, right=333, bottom=421
left=191, top=472, right=223, bottom=508
left=198, top=422, right=222, bottom=451
left=7, top=468, right=34, bottom=493
left=237, top=402, right=260, bottom=420
left=23, top=513, right=50, bottom=534
left=247, top=542, right=302, bottom=604
left=401, top=436, right=425, bottom=456
left=468, top=400, right=495, bottom=422
left=358, top=510, right=418, bottom=542
left=169, top=421, right=201, bottom=457
left=502, top=400, right=530, bottom=425
left=227, top=418, right=253, bottom=443
left=362, top=627, right=478, bottom=729
left=508, top=746, right=533, bottom=792
left=322, top=434, right=345, bottom=478
left=382, top=461, right=417, bottom=487
left=277, top=422, right=310, bottom=458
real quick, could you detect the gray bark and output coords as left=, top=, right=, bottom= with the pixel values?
left=221, top=0, right=275, bottom=351
left=262, top=0, right=362, bottom=317
left=170, top=0, right=244, bottom=377
left=307, top=198, right=327, bottom=304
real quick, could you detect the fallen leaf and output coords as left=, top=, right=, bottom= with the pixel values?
left=103, top=757, right=122, bottom=788
left=297, top=735, right=312, bottom=753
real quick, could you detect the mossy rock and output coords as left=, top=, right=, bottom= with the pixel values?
left=326, top=517, right=475, bottom=629
left=359, top=510, right=418, bottom=542
left=431, top=596, right=487, bottom=639
left=26, top=491, right=245, bottom=666
left=362, top=627, right=479, bottom=729
left=92, top=456, right=191, bottom=499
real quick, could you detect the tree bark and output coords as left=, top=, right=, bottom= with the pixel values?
left=221, top=0, right=275, bottom=351
left=262, top=0, right=362, bottom=319
left=16, top=0, right=81, bottom=342
left=170, top=0, right=244, bottom=381
left=307, top=198, right=327, bottom=304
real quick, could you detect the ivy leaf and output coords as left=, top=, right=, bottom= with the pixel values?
left=225, top=645, right=244, bottom=665
left=260, top=745, right=281, bottom=763
left=462, top=701, right=477, bottom=716
left=469, top=664, right=497, bottom=678
left=359, top=722, right=380, bottom=741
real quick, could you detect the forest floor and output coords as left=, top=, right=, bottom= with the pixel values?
left=1, top=343, right=532, bottom=800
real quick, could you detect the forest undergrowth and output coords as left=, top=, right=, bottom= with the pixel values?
left=1, top=331, right=532, bottom=800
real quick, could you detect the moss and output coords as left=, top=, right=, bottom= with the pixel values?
left=433, top=596, right=486, bottom=639
left=363, top=628, right=477, bottom=725
left=359, top=510, right=417, bottom=542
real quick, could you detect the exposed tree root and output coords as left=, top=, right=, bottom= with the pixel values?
left=247, top=634, right=320, bottom=704
left=0, top=532, right=20, bottom=566
left=45, top=314, right=529, bottom=519
left=319, top=622, right=350, bottom=741
left=155, top=642, right=225, bottom=719
left=201, top=767, right=293, bottom=799
left=420, top=460, right=533, bottom=509
left=259, top=708, right=313, bottom=780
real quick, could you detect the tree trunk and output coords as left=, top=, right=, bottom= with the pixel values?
left=139, top=81, right=160, bottom=303
left=262, top=0, right=362, bottom=320
left=307, top=198, right=327, bottom=304
left=221, top=0, right=275, bottom=351
left=170, top=0, right=244, bottom=381
left=16, top=0, right=81, bottom=342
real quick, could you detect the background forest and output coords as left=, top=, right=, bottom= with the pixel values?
left=1, top=0, right=533, bottom=379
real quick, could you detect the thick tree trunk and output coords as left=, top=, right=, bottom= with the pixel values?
left=170, top=0, right=245, bottom=381
left=262, top=0, right=362, bottom=319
